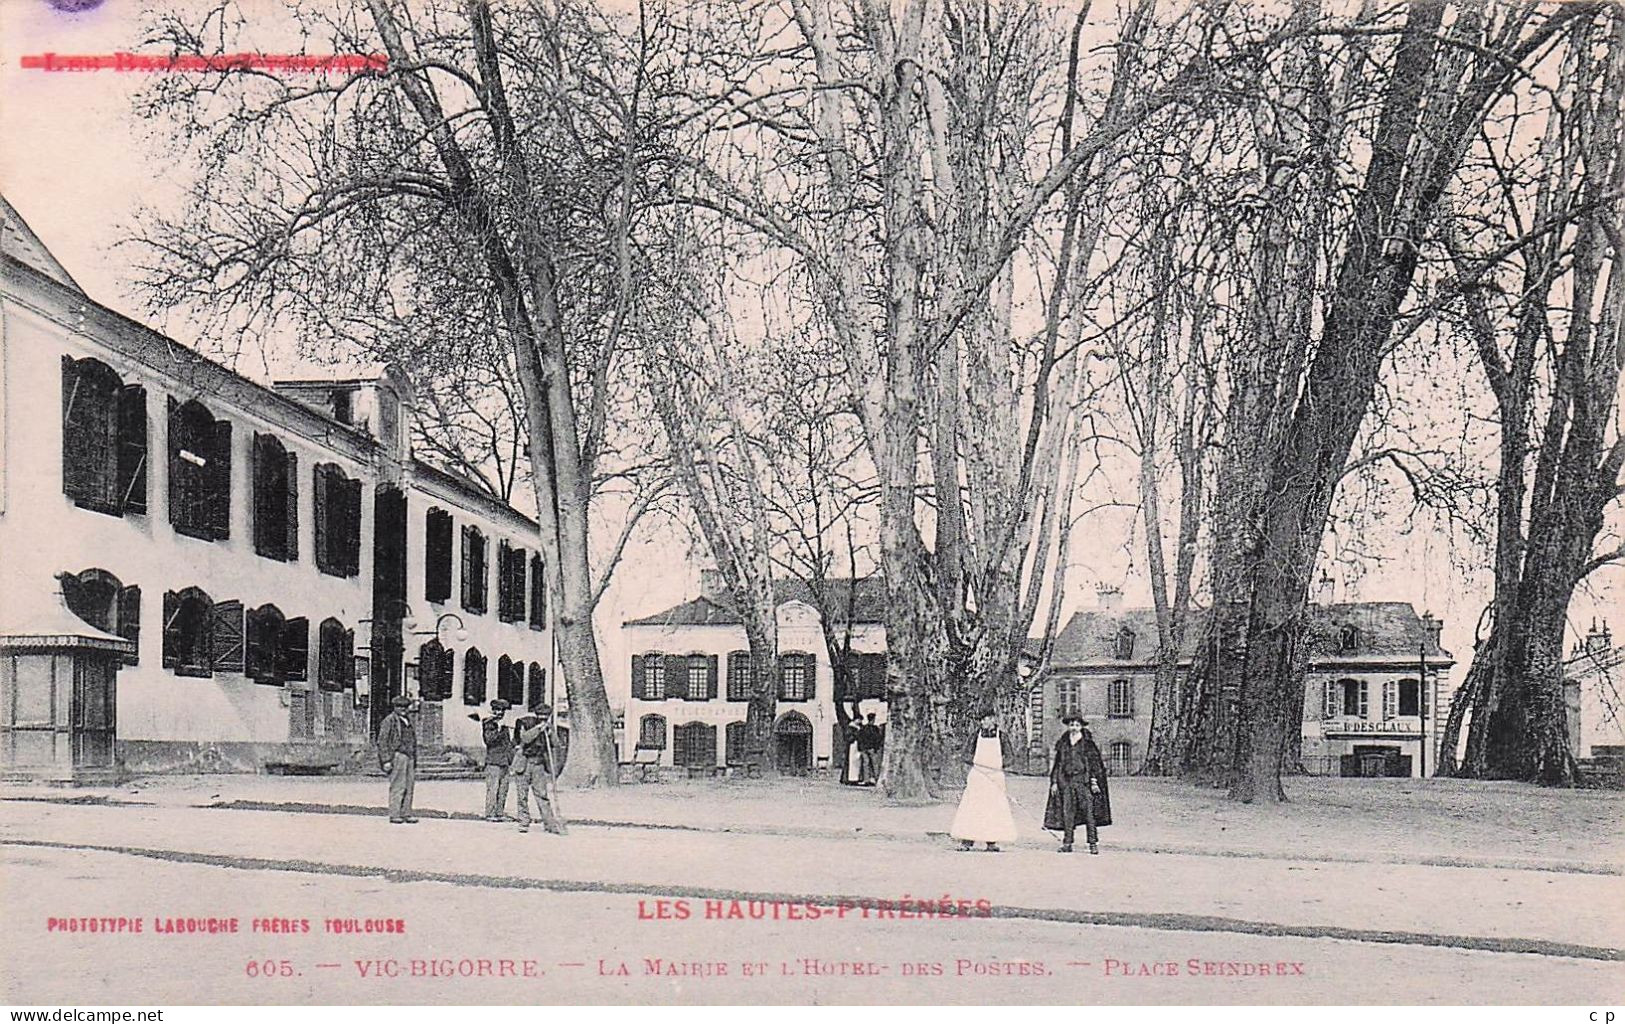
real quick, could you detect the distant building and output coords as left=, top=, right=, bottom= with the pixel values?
left=620, top=573, right=888, bottom=772
left=0, top=196, right=553, bottom=781
left=1566, top=620, right=1623, bottom=760
left=1031, top=588, right=1456, bottom=778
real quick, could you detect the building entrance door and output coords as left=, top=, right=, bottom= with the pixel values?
left=774, top=712, right=813, bottom=774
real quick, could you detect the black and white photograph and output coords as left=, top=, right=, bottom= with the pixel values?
left=0, top=0, right=1621, bottom=1009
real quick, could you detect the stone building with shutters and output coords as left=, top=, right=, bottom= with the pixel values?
left=1031, top=586, right=1457, bottom=778
left=0, top=196, right=554, bottom=778
left=620, top=573, right=889, bottom=773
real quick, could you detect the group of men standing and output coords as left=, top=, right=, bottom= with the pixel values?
left=373, top=693, right=567, bottom=835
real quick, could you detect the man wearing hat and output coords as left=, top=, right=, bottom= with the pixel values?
left=376, top=695, right=419, bottom=825
left=1044, top=712, right=1111, bottom=853
left=512, top=705, right=568, bottom=835
left=479, top=699, right=517, bottom=821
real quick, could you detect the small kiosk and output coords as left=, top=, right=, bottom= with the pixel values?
left=0, top=593, right=133, bottom=782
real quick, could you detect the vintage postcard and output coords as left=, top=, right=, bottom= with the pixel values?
left=1, top=0, right=1622, bottom=1010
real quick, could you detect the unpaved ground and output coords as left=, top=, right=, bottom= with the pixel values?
left=1, top=774, right=1620, bottom=1004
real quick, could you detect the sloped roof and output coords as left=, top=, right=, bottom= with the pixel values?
left=1048, top=601, right=1453, bottom=669
left=1, top=195, right=85, bottom=295
left=625, top=577, right=887, bottom=628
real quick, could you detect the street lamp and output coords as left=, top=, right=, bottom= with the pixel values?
left=413, top=612, right=469, bottom=645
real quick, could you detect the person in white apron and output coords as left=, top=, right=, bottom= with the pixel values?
left=950, top=709, right=1018, bottom=852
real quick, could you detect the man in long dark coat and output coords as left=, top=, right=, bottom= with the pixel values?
left=1045, top=712, right=1112, bottom=853
left=376, top=695, right=419, bottom=825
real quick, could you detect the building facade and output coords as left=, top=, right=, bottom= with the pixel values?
left=1032, top=592, right=1456, bottom=778
left=1565, top=620, right=1623, bottom=761
left=620, top=575, right=888, bottom=772
left=0, top=197, right=553, bottom=779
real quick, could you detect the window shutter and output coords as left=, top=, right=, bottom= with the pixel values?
left=701, top=723, right=717, bottom=767
left=162, top=591, right=180, bottom=669
left=117, top=585, right=141, bottom=666
left=280, top=617, right=309, bottom=682
left=1357, top=681, right=1369, bottom=720
left=312, top=466, right=330, bottom=573
left=664, top=654, right=686, bottom=700
left=425, top=511, right=453, bottom=604
left=284, top=451, right=299, bottom=561
left=116, top=384, right=147, bottom=514
left=207, top=419, right=232, bottom=540
left=497, top=541, right=512, bottom=621
left=212, top=599, right=244, bottom=674
left=252, top=434, right=273, bottom=556
left=804, top=652, right=816, bottom=700
left=1324, top=680, right=1338, bottom=719
left=61, top=356, right=86, bottom=502
left=166, top=397, right=182, bottom=526
left=707, top=655, right=718, bottom=700
left=632, top=654, right=646, bottom=700
left=529, top=554, right=546, bottom=629
left=1382, top=680, right=1396, bottom=721
left=461, top=526, right=474, bottom=609
left=343, top=477, right=363, bottom=576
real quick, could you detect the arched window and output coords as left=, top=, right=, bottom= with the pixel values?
left=62, top=357, right=146, bottom=516
left=683, top=654, right=717, bottom=701
left=245, top=604, right=286, bottom=683
left=60, top=568, right=141, bottom=666
left=251, top=433, right=298, bottom=562
left=424, top=507, right=454, bottom=603
left=1114, top=627, right=1137, bottom=660
left=673, top=721, right=717, bottom=768
left=460, top=525, right=488, bottom=613
left=637, top=714, right=667, bottom=750
left=1108, top=740, right=1134, bottom=775
left=168, top=398, right=232, bottom=540
left=417, top=639, right=453, bottom=701
left=1108, top=678, right=1135, bottom=718
left=162, top=587, right=214, bottom=677
left=463, top=647, right=488, bottom=705
left=725, top=721, right=747, bottom=766
left=316, top=618, right=353, bottom=692
left=313, top=463, right=361, bottom=576
left=527, top=662, right=546, bottom=711
left=497, top=654, right=524, bottom=706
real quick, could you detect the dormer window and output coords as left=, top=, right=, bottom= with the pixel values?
left=1114, top=627, right=1137, bottom=660
left=1339, top=625, right=1359, bottom=654
left=331, top=388, right=354, bottom=426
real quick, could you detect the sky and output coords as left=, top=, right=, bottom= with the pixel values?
left=2, top=0, right=1619, bottom=681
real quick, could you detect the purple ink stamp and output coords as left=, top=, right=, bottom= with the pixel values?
left=46, top=0, right=107, bottom=12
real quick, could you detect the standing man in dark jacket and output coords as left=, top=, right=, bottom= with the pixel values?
left=376, top=695, right=419, bottom=825
left=479, top=699, right=517, bottom=821
left=513, top=706, right=568, bottom=835
left=1044, top=712, right=1112, bottom=853
left=856, top=714, right=884, bottom=786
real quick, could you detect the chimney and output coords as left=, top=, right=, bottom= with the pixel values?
left=699, top=567, right=728, bottom=602
left=1420, top=611, right=1443, bottom=652
left=1314, top=574, right=1335, bottom=605
left=1585, top=618, right=1612, bottom=655
left=1095, top=584, right=1123, bottom=612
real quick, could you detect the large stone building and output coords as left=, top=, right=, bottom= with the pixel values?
left=0, top=197, right=554, bottom=780
left=1031, top=588, right=1457, bottom=777
left=620, top=573, right=888, bottom=772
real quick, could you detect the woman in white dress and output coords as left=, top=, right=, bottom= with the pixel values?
left=950, top=709, right=1018, bottom=852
